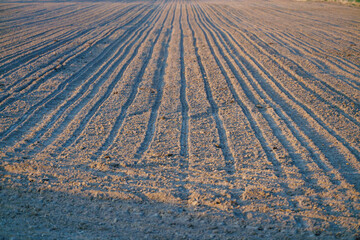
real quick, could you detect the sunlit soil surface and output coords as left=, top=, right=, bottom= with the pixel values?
left=1, top=0, right=359, bottom=238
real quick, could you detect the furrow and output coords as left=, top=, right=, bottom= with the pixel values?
left=198, top=4, right=359, bottom=215
left=135, top=4, right=176, bottom=158
left=134, top=3, right=184, bottom=163
left=213, top=5, right=360, bottom=116
left=193, top=5, right=312, bottom=226
left=0, top=5, right=155, bottom=143
left=1, top=0, right=359, bottom=232
left=14, top=8, right=162, bottom=157
left=0, top=29, right=83, bottom=76
left=0, top=5, right=141, bottom=96
left=197, top=2, right=308, bottom=180
left=251, top=29, right=360, bottom=88
left=211, top=4, right=360, bottom=78
left=200, top=3, right=360, bottom=224
left=0, top=28, right=67, bottom=65
left=0, top=4, right=107, bottom=56
left=273, top=31, right=360, bottom=81
left=0, top=3, right=76, bottom=27
left=92, top=5, right=172, bottom=160
left=179, top=6, right=190, bottom=158
left=245, top=32, right=360, bottom=125
left=0, top=5, right=138, bottom=80
left=255, top=3, right=360, bottom=40
left=58, top=5, right=168, bottom=152
left=188, top=5, right=235, bottom=173
left=211, top=6, right=360, bottom=157
left=0, top=4, right=137, bottom=68
left=3, top=4, right=98, bottom=30
left=203, top=5, right=360, bottom=189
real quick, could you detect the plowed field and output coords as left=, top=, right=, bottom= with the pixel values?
left=1, top=0, right=359, bottom=238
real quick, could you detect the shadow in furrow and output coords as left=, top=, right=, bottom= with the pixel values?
left=28, top=9, right=162, bottom=155
left=0, top=6, right=157, bottom=144
left=0, top=4, right=134, bottom=68
left=193, top=4, right=308, bottom=227
left=212, top=5, right=360, bottom=160
left=179, top=6, right=190, bottom=159
left=201, top=5, right=360, bottom=191
left=58, top=6, right=169, bottom=152
left=91, top=6, right=172, bottom=160
left=187, top=6, right=235, bottom=174
left=135, top=5, right=177, bottom=158
left=0, top=5, right=140, bottom=94
left=197, top=4, right=347, bottom=210
left=0, top=5, right=100, bottom=75
left=246, top=32, right=360, bottom=126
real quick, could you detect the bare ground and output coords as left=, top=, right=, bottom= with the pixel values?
left=0, top=0, right=359, bottom=239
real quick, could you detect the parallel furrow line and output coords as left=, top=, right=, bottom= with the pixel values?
left=19, top=8, right=162, bottom=156
left=179, top=6, right=190, bottom=158
left=0, top=3, right=76, bottom=26
left=257, top=30, right=360, bottom=88
left=259, top=5, right=360, bottom=39
left=199, top=3, right=360, bottom=200
left=2, top=4, right=98, bottom=31
left=91, top=5, right=172, bottom=160
left=203, top=4, right=360, bottom=189
left=0, top=5, right=155, bottom=142
left=0, top=4, right=137, bottom=63
left=275, top=31, right=360, bottom=80
left=0, top=5, right=139, bottom=78
left=244, top=31, right=360, bottom=120
left=212, top=4, right=360, bottom=76
left=210, top=6, right=360, bottom=157
left=135, top=4, right=177, bottom=158
left=212, top=5, right=360, bottom=106
left=56, top=5, right=167, bottom=152
left=0, top=5, right=142, bottom=95
left=188, top=5, right=235, bottom=173
left=196, top=5, right=333, bottom=224
left=0, top=29, right=82, bottom=76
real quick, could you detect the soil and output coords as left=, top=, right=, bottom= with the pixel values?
left=0, top=0, right=359, bottom=238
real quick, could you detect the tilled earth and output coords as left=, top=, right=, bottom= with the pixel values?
left=0, top=0, right=359, bottom=238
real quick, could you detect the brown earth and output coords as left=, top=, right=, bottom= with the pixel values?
left=0, top=0, right=359, bottom=239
